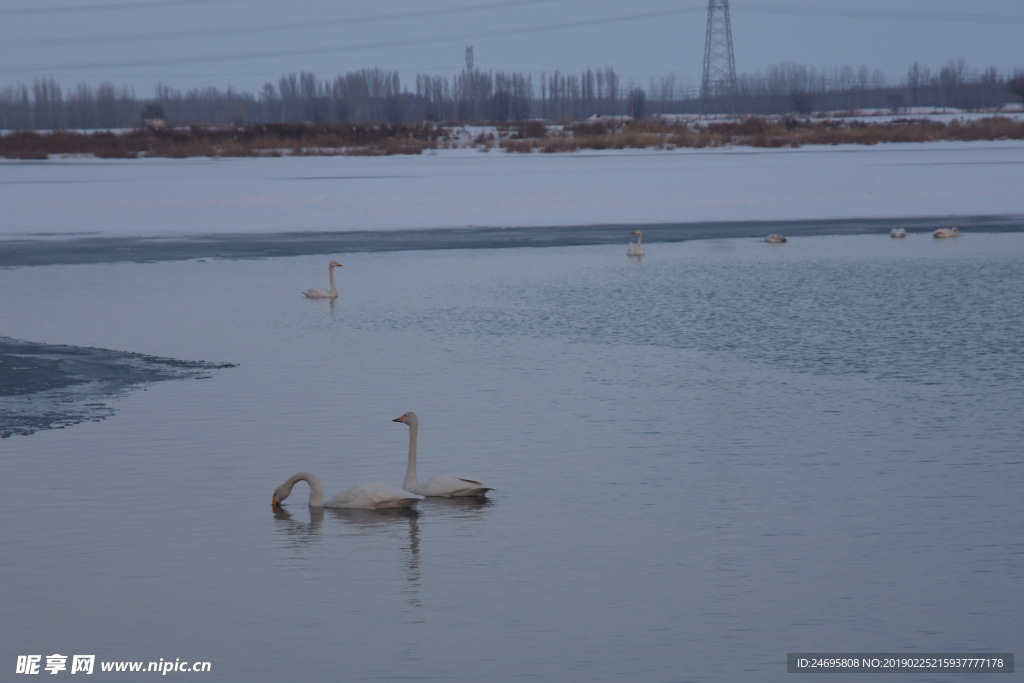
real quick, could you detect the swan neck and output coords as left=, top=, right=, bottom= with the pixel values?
left=636, top=232, right=643, bottom=246
left=328, top=265, right=337, bottom=296
left=288, top=472, right=325, bottom=507
left=403, top=421, right=419, bottom=491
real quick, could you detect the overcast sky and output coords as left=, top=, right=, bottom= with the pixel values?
left=1, top=0, right=1021, bottom=97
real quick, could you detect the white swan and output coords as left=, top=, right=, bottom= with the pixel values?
left=890, top=227, right=907, bottom=238
left=933, top=227, right=960, bottom=238
left=302, top=261, right=342, bottom=298
left=272, top=471, right=421, bottom=509
left=392, top=412, right=494, bottom=497
left=627, top=230, right=645, bottom=257
left=764, top=233, right=787, bottom=243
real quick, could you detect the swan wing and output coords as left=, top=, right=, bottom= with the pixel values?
left=416, top=475, right=494, bottom=497
left=327, top=482, right=422, bottom=509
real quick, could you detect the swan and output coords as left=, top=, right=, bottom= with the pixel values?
left=890, top=227, right=907, bottom=238
left=272, top=471, right=421, bottom=509
left=764, top=233, right=787, bottom=243
left=302, top=261, right=342, bottom=298
left=627, top=230, right=645, bottom=257
left=392, top=412, right=494, bottom=497
left=933, top=227, right=960, bottom=238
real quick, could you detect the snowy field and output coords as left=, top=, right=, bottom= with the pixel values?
left=2, top=139, right=1023, bottom=241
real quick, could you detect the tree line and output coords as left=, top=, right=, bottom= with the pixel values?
left=2, top=60, right=1022, bottom=130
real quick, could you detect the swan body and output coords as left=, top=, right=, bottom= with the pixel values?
left=764, top=233, right=787, bottom=243
left=393, top=412, right=494, bottom=497
left=303, top=261, right=342, bottom=298
left=933, top=227, right=960, bottom=238
left=272, top=471, right=421, bottom=509
left=627, top=230, right=645, bottom=257
left=890, top=227, right=907, bottom=238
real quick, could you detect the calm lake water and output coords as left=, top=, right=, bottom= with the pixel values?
left=1, top=230, right=1022, bottom=681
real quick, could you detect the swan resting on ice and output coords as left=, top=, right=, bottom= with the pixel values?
left=627, top=230, right=645, bottom=257
left=933, top=227, right=960, bottom=238
left=303, top=261, right=342, bottom=298
left=392, top=412, right=494, bottom=497
left=764, top=233, right=787, bottom=243
left=272, top=471, right=421, bottom=509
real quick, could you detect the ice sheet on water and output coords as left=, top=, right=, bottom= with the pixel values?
left=0, top=335, right=234, bottom=438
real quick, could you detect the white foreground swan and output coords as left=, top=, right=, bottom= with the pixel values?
left=890, top=227, right=907, bottom=238
left=933, top=227, right=960, bottom=238
left=272, top=471, right=421, bottom=509
left=764, top=233, right=787, bottom=243
left=302, top=261, right=342, bottom=298
left=627, top=230, right=645, bottom=256
left=392, top=412, right=494, bottom=497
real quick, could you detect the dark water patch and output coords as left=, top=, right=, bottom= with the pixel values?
left=0, top=336, right=235, bottom=438
left=1, top=214, right=1021, bottom=267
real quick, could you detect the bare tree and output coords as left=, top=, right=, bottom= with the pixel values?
left=1006, top=70, right=1024, bottom=108
left=627, top=87, right=646, bottom=119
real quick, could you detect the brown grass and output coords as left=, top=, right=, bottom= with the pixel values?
left=3, top=116, right=1022, bottom=159
left=500, top=116, right=1024, bottom=153
left=0, top=122, right=442, bottom=159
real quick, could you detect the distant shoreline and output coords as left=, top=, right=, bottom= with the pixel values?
left=2, top=215, right=1022, bottom=267
left=4, top=116, right=1024, bottom=159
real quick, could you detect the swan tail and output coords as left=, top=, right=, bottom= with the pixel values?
left=451, top=478, right=495, bottom=496
left=416, top=476, right=494, bottom=497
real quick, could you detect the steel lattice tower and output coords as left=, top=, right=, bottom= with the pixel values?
left=700, top=0, right=738, bottom=115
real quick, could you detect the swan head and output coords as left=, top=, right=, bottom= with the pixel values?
left=329, top=261, right=342, bottom=268
left=392, top=411, right=419, bottom=427
left=271, top=483, right=290, bottom=506
left=631, top=230, right=641, bottom=236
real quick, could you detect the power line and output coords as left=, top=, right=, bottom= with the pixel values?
left=1, top=0, right=565, bottom=50
left=0, top=6, right=707, bottom=75
left=0, top=0, right=250, bottom=17
left=734, top=2, right=1024, bottom=25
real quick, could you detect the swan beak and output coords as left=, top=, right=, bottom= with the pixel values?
left=392, top=415, right=405, bottom=423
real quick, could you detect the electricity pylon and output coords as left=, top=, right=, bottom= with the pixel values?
left=700, top=0, right=738, bottom=116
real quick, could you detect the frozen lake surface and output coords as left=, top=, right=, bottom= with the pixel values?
left=3, top=140, right=1023, bottom=239
left=1, top=147, right=1023, bottom=681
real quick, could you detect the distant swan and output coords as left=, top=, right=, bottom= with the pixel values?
left=393, top=412, right=494, bottom=497
left=272, top=471, right=421, bottom=509
left=627, top=230, right=645, bottom=257
left=302, top=261, right=342, bottom=298
left=890, top=227, right=907, bottom=238
left=764, top=233, right=787, bottom=243
left=933, top=227, right=960, bottom=238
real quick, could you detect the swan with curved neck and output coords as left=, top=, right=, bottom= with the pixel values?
left=272, top=471, right=421, bottom=509
left=627, top=230, right=645, bottom=257
left=392, top=412, right=494, bottom=497
left=303, top=261, right=342, bottom=298
left=933, top=227, right=959, bottom=238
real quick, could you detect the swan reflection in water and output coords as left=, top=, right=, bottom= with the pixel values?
left=272, top=504, right=325, bottom=553
left=271, top=497, right=493, bottom=611
left=419, top=495, right=495, bottom=516
left=272, top=504, right=424, bottom=606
